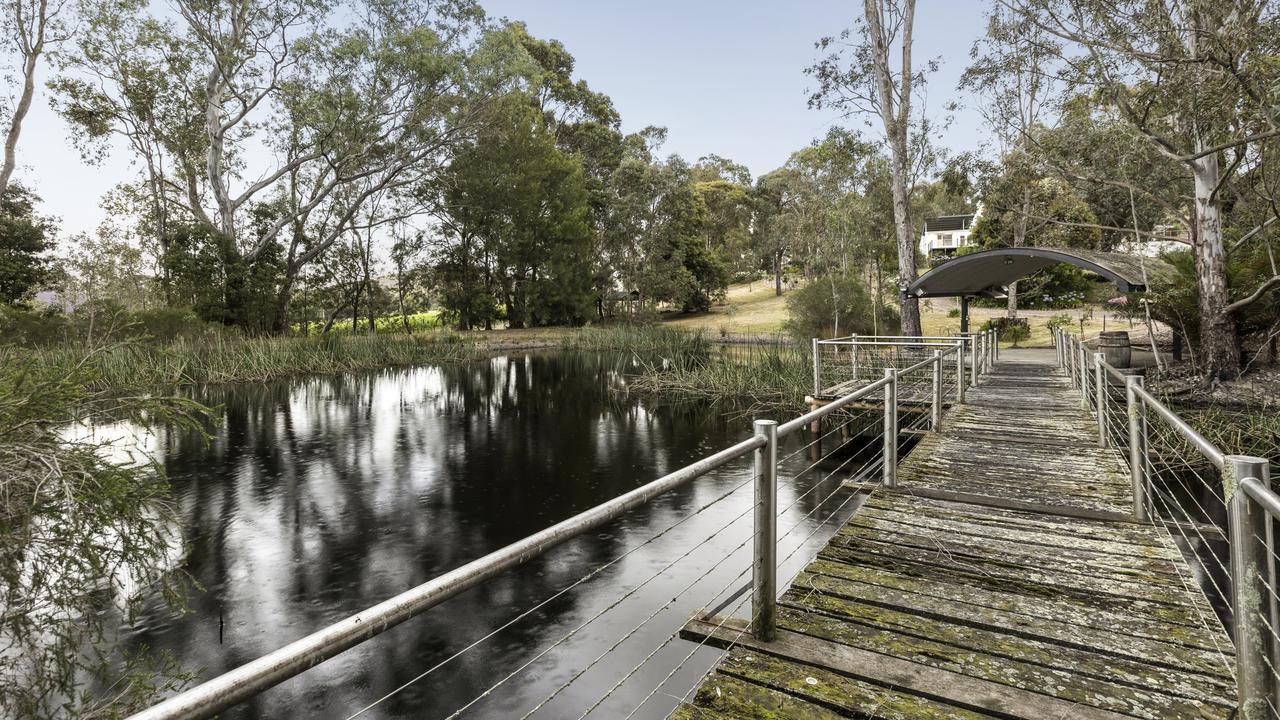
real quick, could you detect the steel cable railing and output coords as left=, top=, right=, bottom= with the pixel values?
left=129, top=341, right=963, bottom=720
left=1055, top=327, right=1276, bottom=718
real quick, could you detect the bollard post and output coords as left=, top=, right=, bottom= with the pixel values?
left=954, top=340, right=965, bottom=404
left=1055, top=328, right=1062, bottom=367
left=1093, top=353, right=1106, bottom=448
left=883, top=368, right=898, bottom=488
left=931, top=350, right=942, bottom=431
left=1228, top=455, right=1275, bottom=719
left=994, top=328, right=999, bottom=360
left=751, top=419, right=778, bottom=642
left=811, top=338, right=820, bottom=397
left=1126, top=376, right=1148, bottom=522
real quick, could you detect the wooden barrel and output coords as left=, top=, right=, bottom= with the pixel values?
left=1099, top=331, right=1132, bottom=368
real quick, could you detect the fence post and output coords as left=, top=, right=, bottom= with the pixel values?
left=954, top=341, right=965, bottom=404
left=969, top=336, right=978, bottom=388
left=1126, top=376, right=1148, bottom=522
left=751, top=419, right=778, bottom=642
left=811, top=338, right=820, bottom=397
left=1079, top=341, right=1089, bottom=408
left=850, top=333, right=859, bottom=383
left=931, top=350, right=943, bottom=431
left=1055, top=328, right=1062, bottom=368
left=1228, top=455, right=1275, bottom=719
left=1093, top=352, right=1106, bottom=448
left=993, top=327, right=999, bottom=360
left=883, top=368, right=898, bottom=488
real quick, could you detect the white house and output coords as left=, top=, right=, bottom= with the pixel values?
left=919, top=213, right=977, bottom=257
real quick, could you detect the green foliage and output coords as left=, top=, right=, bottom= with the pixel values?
left=784, top=272, right=898, bottom=342
left=437, top=95, right=596, bottom=328
left=0, top=347, right=210, bottom=717
left=982, top=317, right=1031, bottom=347
left=0, top=185, right=54, bottom=306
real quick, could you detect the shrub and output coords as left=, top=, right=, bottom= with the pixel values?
left=784, top=272, right=899, bottom=342
left=983, top=317, right=1031, bottom=347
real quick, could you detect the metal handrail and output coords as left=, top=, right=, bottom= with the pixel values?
left=778, top=375, right=892, bottom=437
left=1056, top=326, right=1278, bottom=714
left=129, top=434, right=766, bottom=720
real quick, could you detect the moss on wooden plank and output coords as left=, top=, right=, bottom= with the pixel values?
left=780, top=589, right=1234, bottom=705
left=776, top=606, right=1231, bottom=720
left=791, top=568, right=1234, bottom=676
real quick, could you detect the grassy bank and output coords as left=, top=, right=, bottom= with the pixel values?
left=6, top=332, right=488, bottom=391
left=2, top=325, right=752, bottom=392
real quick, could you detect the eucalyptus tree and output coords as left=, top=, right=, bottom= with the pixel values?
left=55, top=0, right=516, bottom=330
left=808, top=0, right=942, bottom=335
left=1002, top=0, right=1280, bottom=379
left=961, top=5, right=1056, bottom=317
left=691, top=155, right=753, bottom=278
left=0, top=0, right=72, bottom=199
left=51, top=0, right=200, bottom=299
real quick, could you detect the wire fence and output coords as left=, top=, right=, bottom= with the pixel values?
left=1056, top=327, right=1276, bottom=717
left=813, top=332, right=988, bottom=408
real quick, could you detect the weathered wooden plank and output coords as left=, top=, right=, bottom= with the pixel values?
left=668, top=702, right=741, bottom=720
left=835, top=522, right=1189, bottom=583
left=790, top=569, right=1233, bottom=676
left=682, top=618, right=1137, bottom=720
left=850, top=504, right=1181, bottom=559
left=775, top=606, right=1231, bottom=719
left=714, top=650, right=995, bottom=719
left=802, top=558, right=1232, bottom=653
left=678, top=351, right=1236, bottom=719
left=818, top=539, right=1199, bottom=609
left=859, top=494, right=1165, bottom=547
left=779, top=591, right=1235, bottom=704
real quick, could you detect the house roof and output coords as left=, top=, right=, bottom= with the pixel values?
left=906, top=247, right=1172, bottom=298
left=923, top=214, right=974, bottom=232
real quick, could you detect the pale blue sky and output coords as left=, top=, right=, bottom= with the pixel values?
left=17, top=0, right=993, bottom=237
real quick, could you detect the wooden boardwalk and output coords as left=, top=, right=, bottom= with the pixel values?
left=677, top=350, right=1237, bottom=719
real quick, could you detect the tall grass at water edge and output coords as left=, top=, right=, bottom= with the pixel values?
left=4, top=332, right=486, bottom=391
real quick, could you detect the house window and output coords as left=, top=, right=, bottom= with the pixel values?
left=937, top=233, right=953, bottom=245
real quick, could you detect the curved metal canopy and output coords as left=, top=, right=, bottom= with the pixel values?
left=906, top=247, right=1169, bottom=298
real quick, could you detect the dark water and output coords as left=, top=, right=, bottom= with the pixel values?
left=120, top=352, right=866, bottom=719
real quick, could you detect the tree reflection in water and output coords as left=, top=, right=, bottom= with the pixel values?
left=118, top=351, right=869, bottom=719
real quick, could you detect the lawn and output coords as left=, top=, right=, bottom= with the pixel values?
left=657, top=283, right=1144, bottom=348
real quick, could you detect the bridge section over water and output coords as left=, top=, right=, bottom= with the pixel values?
left=677, top=348, right=1239, bottom=719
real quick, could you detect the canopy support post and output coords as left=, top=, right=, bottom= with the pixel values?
left=960, top=295, right=970, bottom=334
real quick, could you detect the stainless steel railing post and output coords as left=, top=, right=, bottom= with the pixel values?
left=811, top=338, right=820, bottom=396
left=1126, top=376, right=1148, bottom=522
left=751, top=419, right=778, bottom=642
left=850, top=333, right=859, bottom=383
left=954, top=340, right=965, bottom=404
left=883, top=368, right=898, bottom=488
left=1079, top=341, right=1089, bottom=408
left=1228, top=456, right=1275, bottom=719
left=1093, top=353, right=1106, bottom=448
left=969, top=336, right=978, bottom=388
left=931, top=350, right=942, bottom=431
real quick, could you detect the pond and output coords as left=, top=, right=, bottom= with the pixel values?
left=117, top=351, right=869, bottom=719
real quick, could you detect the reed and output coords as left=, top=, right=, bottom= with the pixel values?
left=624, top=340, right=812, bottom=411
left=6, top=332, right=486, bottom=391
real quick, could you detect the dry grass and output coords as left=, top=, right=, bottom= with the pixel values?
left=651, top=282, right=1144, bottom=348
left=660, top=282, right=791, bottom=333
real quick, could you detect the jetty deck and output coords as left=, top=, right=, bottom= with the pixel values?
left=677, top=349, right=1237, bottom=719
